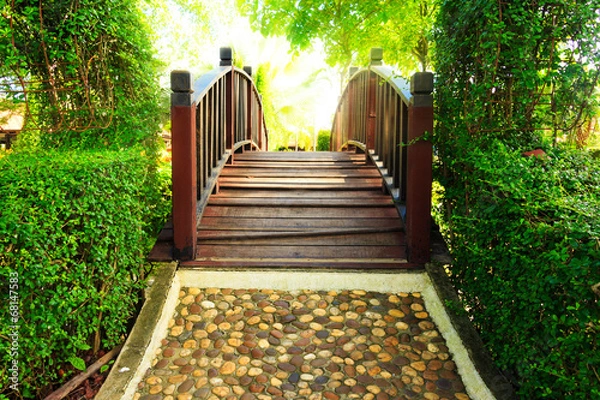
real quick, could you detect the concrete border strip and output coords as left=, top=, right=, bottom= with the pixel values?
left=95, top=263, right=181, bottom=400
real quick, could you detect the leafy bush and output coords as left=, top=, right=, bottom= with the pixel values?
left=433, top=1, right=600, bottom=397
left=317, top=130, right=331, bottom=151
left=0, top=149, right=170, bottom=398
left=439, top=141, right=600, bottom=398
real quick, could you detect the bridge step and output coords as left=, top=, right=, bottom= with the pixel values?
left=150, top=151, right=414, bottom=268
left=188, top=151, right=411, bottom=269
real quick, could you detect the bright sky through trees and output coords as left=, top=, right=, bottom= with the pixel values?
left=146, top=0, right=341, bottom=147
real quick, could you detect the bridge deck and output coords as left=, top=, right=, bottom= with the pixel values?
left=151, top=151, right=413, bottom=268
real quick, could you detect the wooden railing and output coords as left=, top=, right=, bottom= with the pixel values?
left=170, top=47, right=268, bottom=260
left=331, top=48, right=434, bottom=263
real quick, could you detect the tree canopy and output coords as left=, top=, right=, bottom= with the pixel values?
left=0, top=0, right=163, bottom=151
left=236, top=0, right=436, bottom=84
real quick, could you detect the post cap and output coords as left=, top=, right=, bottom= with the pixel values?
left=370, top=48, right=383, bottom=66
left=171, top=70, right=193, bottom=92
left=410, top=72, right=434, bottom=95
left=349, top=66, right=359, bottom=77
left=220, top=47, right=233, bottom=66
left=243, top=66, right=252, bottom=77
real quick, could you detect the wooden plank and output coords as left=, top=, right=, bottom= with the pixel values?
left=197, top=226, right=402, bottom=239
left=228, top=162, right=368, bottom=169
left=208, top=197, right=394, bottom=207
left=196, top=245, right=406, bottom=259
left=219, top=169, right=381, bottom=178
left=198, top=217, right=404, bottom=230
left=218, top=181, right=383, bottom=190
left=201, top=206, right=400, bottom=219
left=181, top=259, right=420, bottom=269
left=198, top=232, right=405, bottom=246
left=223, top=162, right=370, bottom=169
left=148, top=241, right=173, bottom=261
left=234, top=151, right=364, bottom=161
left=218, top=176, right=382, bottom=184
left=209, top=189, right=390, bottom=199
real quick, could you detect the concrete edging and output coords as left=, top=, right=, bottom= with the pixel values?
left=97, top=266, right=515, bottom=400
left=426, top=263, right=517, bottom=400
left=95, top=262, right=180, bottom=400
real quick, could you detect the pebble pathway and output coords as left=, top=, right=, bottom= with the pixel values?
left=135, top=288, right=471, bottom=400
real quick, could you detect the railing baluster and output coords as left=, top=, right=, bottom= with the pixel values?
left=200, top=97, right=205, bottom=191
left=401, top=101, right=408, bottom=202
left=244, top=67, right=253, bottom=148
left=221, top=47, right=235, bottom=163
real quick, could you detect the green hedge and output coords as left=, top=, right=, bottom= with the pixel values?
left=440, top=142, right=600, bottom=398
left=0, top=149, right=169, bottom=398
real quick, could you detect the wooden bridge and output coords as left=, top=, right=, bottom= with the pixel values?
left=149, top=48, right=434, bottom=268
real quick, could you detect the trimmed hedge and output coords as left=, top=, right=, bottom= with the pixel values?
left=439, top=142, right=600, bottom=398
left=0, top=149, right=169, bottom=398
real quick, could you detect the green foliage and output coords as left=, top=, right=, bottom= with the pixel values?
left=433, top=2, right=600, bottom=397
left=254, top=53, right=331, bottom=151
left=370, top=0, right=437, bottom=73
left=433, top=0, right=600, bottom=149
left=0, top=149, right=170, bottom=398
left=0, top=0, right=164, bottom=151
left=236, top=0, right=437, bottom=80
left=317, top=129, right=331, bottom=151
left=440, top=142, right=600, bottom=398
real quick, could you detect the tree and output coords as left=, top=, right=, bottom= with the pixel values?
left=236, top=0, right=436, bottom=88
left=0, top=0, right=163, bottom=150
left=252, top=37, right=334, bottom=150
left=434, top=0, right=600, bottom=150
left=373, top=0, right=436, bottom=72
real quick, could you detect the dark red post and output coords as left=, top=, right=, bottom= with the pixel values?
left=406, top=72, right=434, bottom=264
left=171, top=70, right=197, bottom=261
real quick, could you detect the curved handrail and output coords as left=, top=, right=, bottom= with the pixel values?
left=331, top=53, right=434, bottom=263
left=331, top=66, right=412, bottom=200
left=371, top=66, right=412, bottom=104
left=192, top=66, right=230, bottom=103
left=192, top=65, right=268, bottom=198
left=170, top=49, right=268, bottom=260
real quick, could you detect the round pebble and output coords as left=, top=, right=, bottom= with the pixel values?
left=135, top=288, right=471, bottom=400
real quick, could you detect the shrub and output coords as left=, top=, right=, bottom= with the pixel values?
left=440, top=141, right=600, bottom=398
left=317, top=130, right=331, bottom=151
left=0, top=149, right=170, bottom=398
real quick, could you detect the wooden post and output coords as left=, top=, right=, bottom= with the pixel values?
left=258, top=96, right=264, bottom=150
left=171, top=70, right=197, bottom=261
left=366, top=48, right=383, bottom=151
left=244, top=67, right=253, bottom=146
left=347, top=69, right=355, bottom=148
left=406, top=72, right=434, bottom=264
left=221, top=47, right=235, bottom=163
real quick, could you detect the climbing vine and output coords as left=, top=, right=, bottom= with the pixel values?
left=0, top=0, right=163, bottom=150
left=434, top=0, right=600, bottom=150
left=433, top=1, right=600, bottom=398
